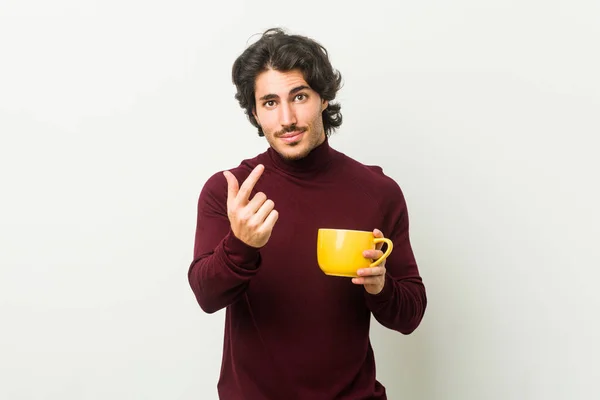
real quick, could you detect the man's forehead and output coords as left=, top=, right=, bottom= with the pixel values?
left=255, top=69, right=311, bottom=95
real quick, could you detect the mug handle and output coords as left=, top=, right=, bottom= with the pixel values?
left=370, top=238, right=393, bottom=267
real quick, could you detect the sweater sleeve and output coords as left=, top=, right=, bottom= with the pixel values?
left=364, top=183, right=427, bottom=334
left=187, top=171, right=261, bottom=314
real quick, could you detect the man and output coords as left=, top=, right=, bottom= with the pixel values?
left=188, top=27, right=427, bottom=400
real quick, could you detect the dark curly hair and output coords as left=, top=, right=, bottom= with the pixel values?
left=232, top=28, right=343, bottom=137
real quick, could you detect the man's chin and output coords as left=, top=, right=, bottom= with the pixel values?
left=279, top=145, right=309, bottom=161
left=281, top=152, right=306, bottom=161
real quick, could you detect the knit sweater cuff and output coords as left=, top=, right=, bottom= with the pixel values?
left=222, top=230, right=261, bottom=270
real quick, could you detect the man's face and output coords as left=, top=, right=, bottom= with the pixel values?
left=253, top=68, right=328, bottom=161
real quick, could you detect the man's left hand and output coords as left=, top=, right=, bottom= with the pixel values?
left=352, top=228, right=387, bottom=295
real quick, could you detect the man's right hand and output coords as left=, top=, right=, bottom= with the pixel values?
left=223, top=164, right=279, bottom=248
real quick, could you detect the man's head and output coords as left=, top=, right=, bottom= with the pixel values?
left=232, top=28, right=343, bottom=160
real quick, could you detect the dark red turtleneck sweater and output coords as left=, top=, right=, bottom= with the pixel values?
left=188, top=139, right=426, bottom=400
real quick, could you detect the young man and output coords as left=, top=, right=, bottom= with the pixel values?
left=188, top=28, right=427, bottom=400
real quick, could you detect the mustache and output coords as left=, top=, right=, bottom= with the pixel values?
left=275, top=125, right=307, bottom=137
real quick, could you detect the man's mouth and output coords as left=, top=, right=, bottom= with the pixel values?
left=278, top=129, right=305, bottom=143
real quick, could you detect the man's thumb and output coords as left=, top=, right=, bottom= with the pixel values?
left=223, top=170, right=239, bottom=201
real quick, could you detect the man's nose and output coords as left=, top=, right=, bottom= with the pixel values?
left=279, top=103, right=297, bottom=127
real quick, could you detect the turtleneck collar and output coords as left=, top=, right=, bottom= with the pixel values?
left=266, top=137, right=335, bottom=177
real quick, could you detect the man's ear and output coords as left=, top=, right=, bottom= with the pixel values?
left=252, top=108, right=260, bottom=126
left=321, top=99, right=329, bottom=111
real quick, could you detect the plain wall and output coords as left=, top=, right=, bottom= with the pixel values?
left=1, top=0, right=598, bottom=399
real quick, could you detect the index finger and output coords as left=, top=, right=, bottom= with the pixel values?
left=237, top=164, right=265, bottom=202
left=357, top=266, right=386, bottom=276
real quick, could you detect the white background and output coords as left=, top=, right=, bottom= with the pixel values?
left=1, top=0, right=599, bottom=399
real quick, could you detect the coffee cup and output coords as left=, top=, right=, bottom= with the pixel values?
left=316, top=228, right=393, bottom=277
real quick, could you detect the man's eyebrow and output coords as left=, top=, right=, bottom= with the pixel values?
left=258, top=93, right=278, bottom=101
left=289, top=85, right=310, bottom=95
left=258, top=85, right=310, bottom=101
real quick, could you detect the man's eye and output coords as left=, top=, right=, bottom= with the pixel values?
left=295, top=94, right=306, bottom=101
left=265, top=100, right=275, bottom=107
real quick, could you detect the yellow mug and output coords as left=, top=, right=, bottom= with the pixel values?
left=316, top=228, right=393, bottom=277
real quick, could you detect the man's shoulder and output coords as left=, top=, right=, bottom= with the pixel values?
left=335, top=150, right=403, bottom=193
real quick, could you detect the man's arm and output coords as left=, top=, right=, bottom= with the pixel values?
left=355, top=185, right=427, bottom=334
left=187, top=164, right=278, bottom=313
